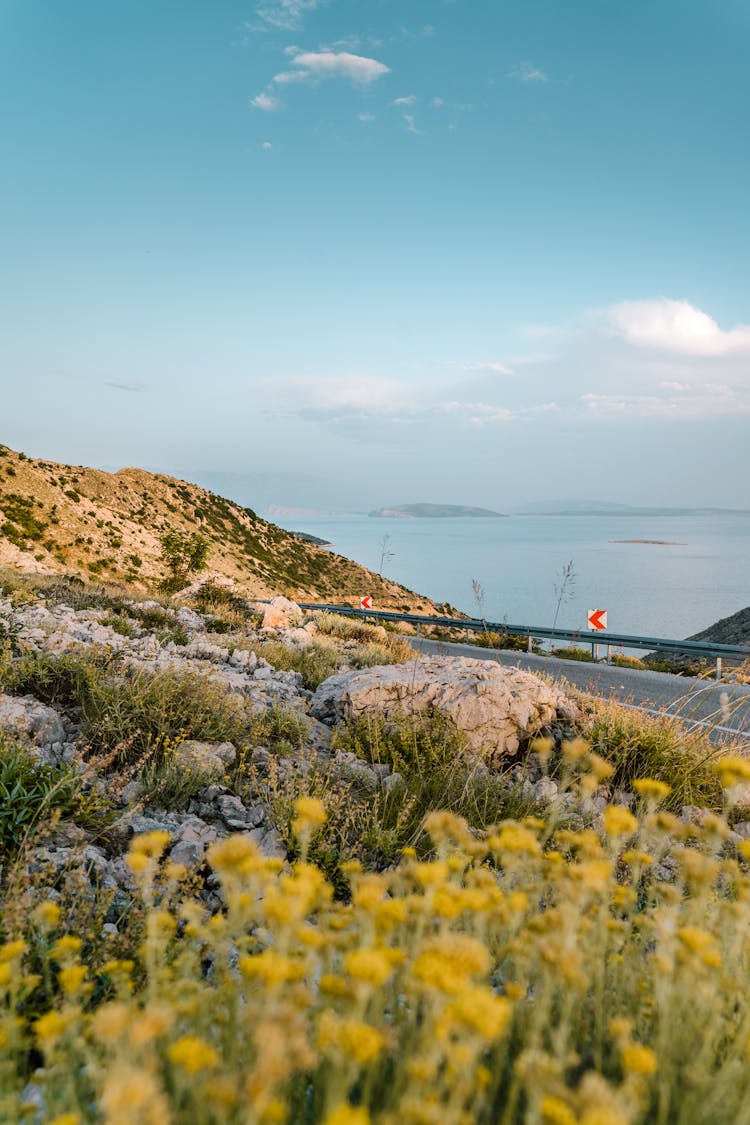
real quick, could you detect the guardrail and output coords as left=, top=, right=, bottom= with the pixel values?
left=296, top=602, right=750, bottom=678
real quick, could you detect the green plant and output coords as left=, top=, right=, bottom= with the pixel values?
left=159, top=529, right=210, bottom=593
left=0, top=737, right=108, bottom=856
left=551, top=645, right=595, bottom=663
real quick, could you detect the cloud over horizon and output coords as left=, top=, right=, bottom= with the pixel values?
left=601, top=297, right=750, bottom=357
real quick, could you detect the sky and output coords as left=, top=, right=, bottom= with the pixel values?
left=1, top=0, right=749, bottom=511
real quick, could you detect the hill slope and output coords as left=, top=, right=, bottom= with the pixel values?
left=0, top=444, right=441, bottom=610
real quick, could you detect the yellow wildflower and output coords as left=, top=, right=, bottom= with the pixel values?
left=168, top=1035, right=220, bottom=1073
left=621, top=1043, right=657, bottom=1075
left=588, top=752, right=615, bottom=780
left=207, top=834, right=262, bottom=873
left=317, top=1011, right=384, bottom=1064
left=130, top=1003, right=175, bottom=1046
left=92, top=1002, right=131, bottom=1043
left=129, top=830, right=170, bottom=859
left=442, top=987, right=512, bottom=1040
left=488, top=824, right=542, bottom=857
left=0, top=940, right=27, bottom=962
left=49, top=1116, right=80, bottom=1125
left=633, top=778, right=671, bottom=801
left=294, top=796, right=327, bottom=824
left=541, top=1096, right=577, bottom=1125
left=59, top=965, right=89, bottom=996
left=323, top=1107, right=370, bottom=1125
left=714, top=756, right=750, bottom=786
left=100, top=1065, right=169, bottom=1124
left=32, top=900, right=61, bottom=928
left=34, top=1009, right=77, bottom=1044
left=344, top=948, right=397, bottom=987
left=412, top=861, right=450, bottom=887
left=562, top=737, right=590, bottom=762
left=259, top=1100, right=287, bottom=1123
left=602, top=805, right=638, bottom=838
left=239, top=951, right=306, bottom=987
left=414, top=934, right=490, bottom=995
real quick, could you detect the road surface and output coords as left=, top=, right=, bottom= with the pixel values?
left=407, top=636, right=750, bottom=746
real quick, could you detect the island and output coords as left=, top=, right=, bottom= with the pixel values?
left=610, top=539, right=685, bottom=546
left=369, top=503, right=508, bottom=519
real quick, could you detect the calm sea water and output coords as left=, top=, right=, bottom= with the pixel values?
left=273, top=514, right=750, bottom=641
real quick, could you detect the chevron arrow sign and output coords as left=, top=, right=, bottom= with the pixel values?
left=587, top=609, right=608, bottom=631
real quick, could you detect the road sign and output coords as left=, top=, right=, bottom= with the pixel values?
left=587, top=609, right=608, bottom=631
left=360, top=596, right=373, bottom=611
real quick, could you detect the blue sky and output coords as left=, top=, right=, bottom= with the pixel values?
left=1, top=0, right=749, bottom=510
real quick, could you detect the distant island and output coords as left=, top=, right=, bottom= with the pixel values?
left=369, top=503, right=507, bottom=519
left=611, top=539, right=685, bottom=546
left=516, top=499, right=750, bottom=517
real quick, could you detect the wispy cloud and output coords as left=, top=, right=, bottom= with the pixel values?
left=392, top=95, right=416, bottom=106
left=357, top=112, right=375, bottom=123
left=402, top=113, right=421, bottom=134
left=446, top=360, right=515, bottom=375
left=507, top=61, right=548, bottom=83
left=250, top=92, right=281, bottom=111
left=261, top=141, right=273, bottom=150
left=249, top=0, right=322, bottom=32
left=276, top=49, right=390, bottom=85
left=601, top=297, right=750, bottom=357
left=104, top=381, right=146, bottom=393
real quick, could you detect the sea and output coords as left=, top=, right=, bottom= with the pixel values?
left=272, top=513, right=750, bottom=642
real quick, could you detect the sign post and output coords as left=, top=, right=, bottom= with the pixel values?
left=587, top=609, right=607, bottom=661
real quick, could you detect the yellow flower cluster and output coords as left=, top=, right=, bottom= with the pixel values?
left=4, top=770, right=750, bottom=1124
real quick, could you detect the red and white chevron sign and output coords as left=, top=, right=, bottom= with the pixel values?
left=587, top=608, right=608, bottom=631
left=360, top=595, right=373, bottom=611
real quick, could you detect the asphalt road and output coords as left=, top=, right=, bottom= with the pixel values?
left=407, top=636, right=750, bottom=746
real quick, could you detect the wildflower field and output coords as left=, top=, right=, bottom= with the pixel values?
left=4, top=745, right=750, bottom=1125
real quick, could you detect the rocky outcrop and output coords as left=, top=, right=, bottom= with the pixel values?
left=311, top=656, right=578, bottom=764
left=262, top=596, right=302, bottom=631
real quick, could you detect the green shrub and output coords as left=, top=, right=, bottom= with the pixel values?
left=551, top=646, right=595, bottom=662
left=0, top=737, right=110, bottom=855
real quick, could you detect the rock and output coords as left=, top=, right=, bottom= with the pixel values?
left=174, top=740, right=237, bottom=773
left=262, top=596, right=301, bottom=631
left=120, top=780, right=143, bottom=805
left=0, top=693, right=66, bottom=752
left=311, top=656, right=578, bottom=766
left=169, top=820, right=219, bottom=869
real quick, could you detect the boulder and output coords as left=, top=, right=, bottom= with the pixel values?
left=0, top=693, right=66, bottom=750
left=262, top=596, right=301, bottom=630
left=173, top=740, right=237, bottom=774
left=311, top=656, right=578, bottom=765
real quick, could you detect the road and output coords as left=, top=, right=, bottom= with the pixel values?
left=407, top=636, right=750, bottom=746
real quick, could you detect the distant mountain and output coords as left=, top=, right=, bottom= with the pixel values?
left=515, top=499, right=750, bottom=516
left=0, top=442, right=440, bottom=611
left=369, top=503, right=507, bottom=519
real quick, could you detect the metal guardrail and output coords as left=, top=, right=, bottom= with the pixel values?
left=296, top=602, right=749, bottom=676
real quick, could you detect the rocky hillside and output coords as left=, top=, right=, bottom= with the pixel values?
left=689, top=606, right=750, bottom=647
left=0, top=443, right=443, bottom=611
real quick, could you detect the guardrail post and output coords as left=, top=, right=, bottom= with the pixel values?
left=527, top=634, right=532, bottom=653
left=716, top=657, right=722, bottom=681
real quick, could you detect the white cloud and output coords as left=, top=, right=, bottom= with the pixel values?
left=392, top=95, right=416, bottom=106
left=262, top=141, right=273, bottom=150
left=447, top=360, right=514, bottom=375
left=580, top=384, right=750, bottom=419
left=402, top=113, right=420, bottom=134
left=436, top=401, right=514, bottom=425
left=507, top=61, right=548, bottom=83
left=286, top=50, right=390, bottom=84
left=250, top=92, right=280, bottom=111
left=250, top=0, right=321, bottom=32
left=602, top=298, right=750, bottom=357
left=431, top=96, right=444, bottom=107
left=357, top=112, right=375, bottom=123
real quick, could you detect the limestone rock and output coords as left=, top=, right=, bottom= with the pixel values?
left=262, top=596, right=301, bottom=630
left=0, top=693, right=66, bottom=751
left=311, top=656, right=578, bottom=765
left=174, top=740, right=237, bottom=774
